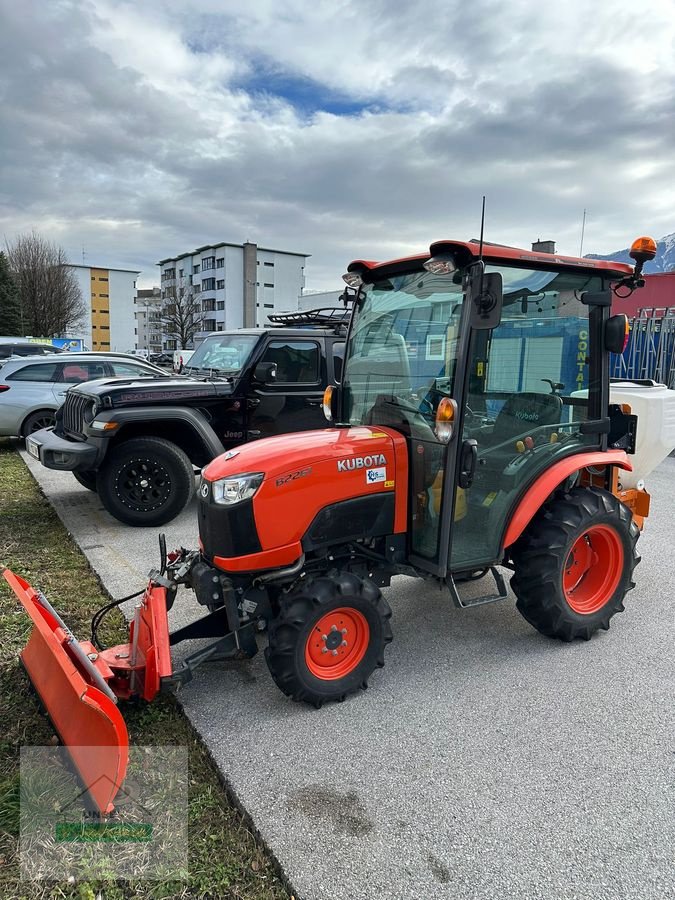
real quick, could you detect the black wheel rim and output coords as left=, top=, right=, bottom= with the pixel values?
left=115, top=457, right=172, bottom=511
left=29, top=414, right=55, bottom=433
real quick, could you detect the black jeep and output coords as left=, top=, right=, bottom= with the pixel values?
left=28, top=310, right=347, bottom=526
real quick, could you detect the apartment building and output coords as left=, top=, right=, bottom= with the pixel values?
left=135, top=287, right=163, bottom=354
left=157, top=240, right=309, bottom=348
left=68, top=264, right=140, bottom=351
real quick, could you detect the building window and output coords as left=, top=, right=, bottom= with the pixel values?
left=264, top=262, right=274, bottom=267
left=99, top=293, right=109, bottom=298
left=216, top=280, right=224, bottom=290
left=98, top=276, right=109, bottom=281
left=162, top=268, right=176, bottom=281
left=202, top=277, right=216, bottom=291
left=193, top=264, right=200, bottom=273
left=216, top=323, right=223, bottom=331
left=217, top=301, right=225, bottom=310
left=202, top=319, right=216, bottom=332
left=264, top=303, right=274, bottom=308
left=216, top=258, right=224, bottom=268
left=264, top=283, right=274, bottom=288
left=202, top=256, right=215, bottom=270
left=202, top=300, right=215, bottom=312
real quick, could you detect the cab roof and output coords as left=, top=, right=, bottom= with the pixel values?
left=347, top=239, right=634, bottom=281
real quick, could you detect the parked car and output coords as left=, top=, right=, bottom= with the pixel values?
left=0, top=339, right=65, bottom=359
left=172, top=348, right=195, bottom=373
left=0, top=353, right=166, bottom=438
left=149, top=352, right=174, bottom=367
left=28, top=310, right=349, bottom=525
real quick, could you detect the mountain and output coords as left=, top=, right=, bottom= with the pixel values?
left=586, top=232, right=675, bottom=273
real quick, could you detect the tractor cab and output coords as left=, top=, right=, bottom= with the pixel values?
left=335, top=240, right=644, bottom=578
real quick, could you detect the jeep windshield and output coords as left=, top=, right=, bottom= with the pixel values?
left=184, top=334, right=259, bottom=376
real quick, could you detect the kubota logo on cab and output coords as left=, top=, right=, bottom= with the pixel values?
left=337, top=453, right=386, bottom=472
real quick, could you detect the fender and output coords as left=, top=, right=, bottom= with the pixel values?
left=501, top=449, right=632, bottom=549
left=93, top=406, right=226, bottom=458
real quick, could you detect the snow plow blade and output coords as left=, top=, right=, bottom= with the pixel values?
left=5, top=568, right=129, bottom=815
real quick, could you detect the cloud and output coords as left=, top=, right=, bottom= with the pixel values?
left=0, top=0, right=674, bottom=291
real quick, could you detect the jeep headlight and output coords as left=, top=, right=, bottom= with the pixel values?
left=210, top=472, right=264, bottom=506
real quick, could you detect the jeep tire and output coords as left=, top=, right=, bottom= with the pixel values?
left=96, top=436, right=195, bottom=526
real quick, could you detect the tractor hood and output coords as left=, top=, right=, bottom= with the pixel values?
left=200, top=426, right=409, bottom=572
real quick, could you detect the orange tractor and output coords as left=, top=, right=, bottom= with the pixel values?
left=6, top=234, right=658, bottom=813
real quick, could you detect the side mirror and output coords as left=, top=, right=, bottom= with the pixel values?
left=253, top=362, right=277, bottom=384
left=468, top=265, right=503, bottom=330
left=605, top=315, right=630, bottom=354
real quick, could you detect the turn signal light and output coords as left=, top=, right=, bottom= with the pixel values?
left=435, top=397, right=457, bottom=443
left=629, top=236, right=657, bottom=264
left=323, top=385, right=334, bottom=421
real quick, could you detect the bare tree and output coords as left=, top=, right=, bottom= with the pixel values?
left=160, top=275, right=205, bottom=349
left=6, top=231, right=85, bottom=337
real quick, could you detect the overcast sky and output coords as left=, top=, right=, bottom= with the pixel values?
left=1, top=0, right=674, bottom=290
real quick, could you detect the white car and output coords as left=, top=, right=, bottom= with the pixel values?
left=0, top=353, right=165, bottom=437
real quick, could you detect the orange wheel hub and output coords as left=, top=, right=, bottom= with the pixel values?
left=563, top=525, right=624, bottom=614
left=305, top=608, right=370, bottom=680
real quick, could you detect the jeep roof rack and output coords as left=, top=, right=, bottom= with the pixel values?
left=266, top=306, right=351, bottom=331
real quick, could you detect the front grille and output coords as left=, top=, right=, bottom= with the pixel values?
left=62, top=392, right=90, bottom=437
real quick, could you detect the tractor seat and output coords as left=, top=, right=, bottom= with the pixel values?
left=489, top=391, right=563, bottom=445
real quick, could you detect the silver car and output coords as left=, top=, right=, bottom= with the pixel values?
left=0, top=353, right=165, bottom=437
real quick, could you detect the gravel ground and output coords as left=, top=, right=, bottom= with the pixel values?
left=19, top=451, right=675, bottom=900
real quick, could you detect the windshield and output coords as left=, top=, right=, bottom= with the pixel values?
left=185, top=334, right=259, bottom=375
left=343, top=263, right=603, bottom=430
left=343, top=270, right=465, bottom=431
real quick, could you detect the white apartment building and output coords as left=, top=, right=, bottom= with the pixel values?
left=157, top=241, right=309, bottom=348
left=68, top=264, right=140, bottom=352
left=135, top=287, right=163, bottom=354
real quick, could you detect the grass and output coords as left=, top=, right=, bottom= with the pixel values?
left=0, top=440, right=292, bottom=900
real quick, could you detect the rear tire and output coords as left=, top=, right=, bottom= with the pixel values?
left=265, top=572, right=393, bottom=706
left=96, top=437, right=195, bottom=526
left=73, top=469, right=97, bottom=492
left=22, top=409, right=56, bottom=437
left=511, top=486, right=639, bottom=641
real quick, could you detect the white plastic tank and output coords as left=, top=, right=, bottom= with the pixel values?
left=574, top=382, right=675, bottom=488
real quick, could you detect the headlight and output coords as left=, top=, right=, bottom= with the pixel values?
left=210, top=472, right=264, bottom=506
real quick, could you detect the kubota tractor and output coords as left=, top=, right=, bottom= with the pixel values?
left=6, top=234, right=660, bottom=813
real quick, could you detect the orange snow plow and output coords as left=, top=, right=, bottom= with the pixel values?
left=5, top=549, right=259, bottom=814
left=4, top=568, right=173, bottom=814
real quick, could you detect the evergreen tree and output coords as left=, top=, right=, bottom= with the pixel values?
left=0, top=251, right=22, bottom=335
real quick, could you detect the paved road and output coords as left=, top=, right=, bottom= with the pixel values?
left=20, top=452, right=675, bottom=900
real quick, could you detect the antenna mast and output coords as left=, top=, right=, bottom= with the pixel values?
left=579, top=209, right=587, bottom=257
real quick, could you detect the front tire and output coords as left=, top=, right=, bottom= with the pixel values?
left=265, top=572, right=393, bottom=706
left=96, top=437, right=195, bottom=526
left=22, top=409, right=56, bottom=437
left=511, top=486, right=639, bottom=641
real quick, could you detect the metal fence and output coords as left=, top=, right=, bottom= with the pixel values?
left=611, top=307, right=675, bottom=388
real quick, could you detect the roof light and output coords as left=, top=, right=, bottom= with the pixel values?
left=629, top=236, right=657, bottom=264
left=342, top=272, right=363, bottom=288
left=423, top=253, right=457, bottom=276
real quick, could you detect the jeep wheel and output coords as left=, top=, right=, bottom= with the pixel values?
left=97, top=437, right=195, bottom=526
